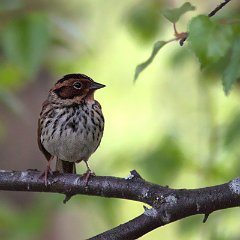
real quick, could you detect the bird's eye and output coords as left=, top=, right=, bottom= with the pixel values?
left=73, top=82, right=82, bottom=89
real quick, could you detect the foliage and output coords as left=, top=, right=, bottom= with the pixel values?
left=0, top=1, right=83, bottom=113
left=222, top=38, right=240, bottom=94
left=2, top=13, right=50, bottom=77
left=134, top=41, right=166, bottom=81
left=126, top=0, right=164, bottom=43
left=188, top=15, right=233, bottom=68
left=134, top=1, right=240, bottom=95
left=162, top=2, right=195, bottom=23
left=134, top=2, right=195, bottom=81
left=0, top=1, right=240, bottom=239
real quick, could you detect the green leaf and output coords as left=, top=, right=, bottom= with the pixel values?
left=188, top=15, right=233, bottom=67
left=222, top=38, right=240, bottom=95
left=163, top=2, right=195, bottom=23
left=134, top=41, right=166, bottom=81
left=2, top=13, right=50, bottom=76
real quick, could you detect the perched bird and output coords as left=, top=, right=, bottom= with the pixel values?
left=38, top=73, right=105, bottom=184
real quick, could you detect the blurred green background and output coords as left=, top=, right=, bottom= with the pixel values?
left=0, top=0, right=240, bottom=239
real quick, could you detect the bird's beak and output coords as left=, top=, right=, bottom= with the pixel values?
left=90, top=81, right=106, bottom=90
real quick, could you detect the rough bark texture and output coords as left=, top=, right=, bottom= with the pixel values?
left=0, top=169, right=239, bottom=239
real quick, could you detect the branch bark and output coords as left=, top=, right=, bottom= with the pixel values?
left=0, top=169, right=239, bottom=239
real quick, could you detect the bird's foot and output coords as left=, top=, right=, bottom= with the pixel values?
left=81, top=170, right=95, bottom=186
left=40, top=163, right=53, bottom=186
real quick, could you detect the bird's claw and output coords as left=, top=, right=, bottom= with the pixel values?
left=82, top=170, right=95, bottom=186
left=39, top=165, right=53, bottom=186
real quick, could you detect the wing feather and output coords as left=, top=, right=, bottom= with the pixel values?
left=38, top=100, right=52, bottom=161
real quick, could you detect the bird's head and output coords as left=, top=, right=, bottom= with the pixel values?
left=49, top=73, right=105, bottom=106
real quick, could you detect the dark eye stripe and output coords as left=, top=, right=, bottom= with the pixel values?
left=53, top=86, right=64, bottom=95
left=54, top=86, right=75, bottom=99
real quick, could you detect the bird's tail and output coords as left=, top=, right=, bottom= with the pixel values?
left=56, top=159, right=76, bottom=174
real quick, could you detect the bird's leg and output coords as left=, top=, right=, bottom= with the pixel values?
left=82, top=160, right=95, bottom=185
left=40, top=156, right=54, bottom=186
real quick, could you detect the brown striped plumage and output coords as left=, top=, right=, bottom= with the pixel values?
left=38, top=74, right=105, bottom=183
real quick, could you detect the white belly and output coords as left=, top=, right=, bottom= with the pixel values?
left=41, top=103, right=104, bottom=162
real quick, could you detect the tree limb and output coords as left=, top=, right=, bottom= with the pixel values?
left=0, top=169, right=239, bottom=239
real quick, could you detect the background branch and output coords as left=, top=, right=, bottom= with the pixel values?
left=0, top=170, right=239, bottom=239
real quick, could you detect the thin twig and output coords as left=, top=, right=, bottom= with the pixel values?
left=208, top=0, right=231, bottom=17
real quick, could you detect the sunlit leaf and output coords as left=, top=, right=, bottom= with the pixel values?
left=134, top=41, right=166, bottom=81
left=162, top=2, right=195, bottom=23
left=222, top=38, right=240, bottom=95
left=188, top=15, right=233, bottom=67
left=2, top=13, right=50, bottom=76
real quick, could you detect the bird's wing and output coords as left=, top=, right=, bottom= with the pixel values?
left=38, top=100, right=52, bottom=161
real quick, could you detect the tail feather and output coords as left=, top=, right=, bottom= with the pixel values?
left=56, top=159, right=76, bottom=174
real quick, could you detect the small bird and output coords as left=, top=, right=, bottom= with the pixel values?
left=38, top=73, right=105, bottom=184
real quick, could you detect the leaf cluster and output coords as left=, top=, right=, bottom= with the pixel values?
left=134, top=1, right=240, bottom=95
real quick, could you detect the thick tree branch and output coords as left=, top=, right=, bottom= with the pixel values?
left=0, top=169, right=239, bottom=239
